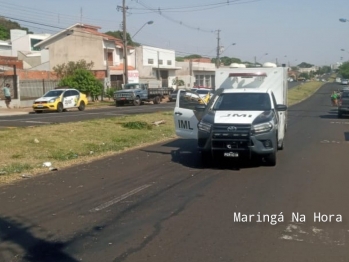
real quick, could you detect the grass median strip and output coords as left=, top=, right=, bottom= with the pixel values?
left=288, top=81, right=324, bottom=106
left=0, top=111, right=176, bottom=184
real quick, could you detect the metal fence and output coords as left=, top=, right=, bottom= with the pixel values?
left=19, top=79, right=60, bottom=100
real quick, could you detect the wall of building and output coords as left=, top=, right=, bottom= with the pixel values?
left=0, top=56, right=24, bottom=69
left=135, top=46, right=154, bottom=79
left=48, top=31, right=105, bottom=70
left=18, top=52, right=42, bottom=69
left=0, top=44, right=11, bottom=56
left=142, top=45, right=176, bottom=69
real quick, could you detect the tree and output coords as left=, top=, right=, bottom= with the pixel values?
left=172, top=78, right=185, bottom=86
left=53, top=60, right=94, bottom=78
left=211, top=57, right=242, bottom=66
left=176, top=57, right=184, bottom=62
left=339, top=62, right=349, bottom=79
left=184, top=54, right=202, bottom=59
left=298, top=62, right=314, bottom=68
left=58, top=69, right=103, bottom=100
left=0, top=17, right=33, bottom=40
left=104, top=30, right=138, bottom=46
left=299, top=72, right=310, bottom=80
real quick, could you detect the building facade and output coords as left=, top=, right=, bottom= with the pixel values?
left=135, top=45, right=181, bottom=88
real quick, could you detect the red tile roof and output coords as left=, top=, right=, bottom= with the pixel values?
left=75, top=24, right=133, bottom=49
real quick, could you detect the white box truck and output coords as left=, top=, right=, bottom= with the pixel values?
left=173, top=63, right=288, bottom=166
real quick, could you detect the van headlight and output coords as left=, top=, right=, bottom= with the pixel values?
left=198, top=121, right=212, bottom=133
left=252, top=122, right=273, bottom=134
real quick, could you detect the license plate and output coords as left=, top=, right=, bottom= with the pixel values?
left=224, top=152, right=239, bottom=157
left=120, top=98, right=126, bottom=100
left=36, top=105, right=43, bottom=108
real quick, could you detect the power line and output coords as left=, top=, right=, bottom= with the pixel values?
left=130, top=0, right=259, bottom=12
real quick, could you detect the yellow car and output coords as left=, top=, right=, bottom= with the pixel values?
left=32, top=88, right=88, bottom=113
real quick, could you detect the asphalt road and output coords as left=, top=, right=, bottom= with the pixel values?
left=0, top=103, right=175, bottom=128
left=0, top=82, right=301, bottom=129
left=1, top=82, right=348, bottom=262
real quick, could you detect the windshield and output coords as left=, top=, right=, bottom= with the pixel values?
left=212, top=93, right=271, bottom=111
left=124, top=84, right=140, bottom=90
left=43, top=90, right=64, bottom=97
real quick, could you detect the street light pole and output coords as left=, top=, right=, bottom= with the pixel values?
left=132, top=21, right=154, bottom=38
left=215, top=30, right=221, bottom=68
left=122, top=0, right=128, bottom=85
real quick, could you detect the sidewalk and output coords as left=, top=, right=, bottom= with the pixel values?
left=0, top=107, right=32, bottom=116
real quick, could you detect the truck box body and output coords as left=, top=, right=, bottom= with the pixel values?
left=215, top=67, right=288, bottom=106
left=174, top=64, right=288, bottom=166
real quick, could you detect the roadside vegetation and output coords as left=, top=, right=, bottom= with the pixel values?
left=0, top=80, right=327, bottom=184
left=0, top=112, right=176, bottom=184
left=288, top=81, right=325, bottom=106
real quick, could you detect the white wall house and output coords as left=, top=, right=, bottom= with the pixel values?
left=176, top=60, right=216, bottom=89
left=0, top=40, right=11, bottom=56
left=11, top=29, right=51, bottom=56
left=135, top=45, right=181, bottom=87
left=10, top=29, right=51, bottom=69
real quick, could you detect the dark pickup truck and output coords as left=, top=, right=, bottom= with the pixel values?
left=338, top=90, right=349, bottom=118
left=113, top=83, right=173, bottom=106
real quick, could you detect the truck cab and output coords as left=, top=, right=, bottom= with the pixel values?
left=114, top=83, right=148, bottom=106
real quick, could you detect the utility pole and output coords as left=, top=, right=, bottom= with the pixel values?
left=118, top=0, right=129, bottom=85
left=215, top=30, right=221, bottom=68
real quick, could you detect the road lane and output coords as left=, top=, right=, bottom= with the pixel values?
left=0, top=103, right=175, bottom=128
left=1, top=82, right=349, bottom=261
left=0, top=81, right=301, bottom=128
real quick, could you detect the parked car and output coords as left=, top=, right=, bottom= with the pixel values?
left=32, top=88, right=88, bottom=113
left=169, top=90, right=178, bottom=102
left=338, top=90, right=349, bottom=118
left=341, top=79, right=349, bottom=85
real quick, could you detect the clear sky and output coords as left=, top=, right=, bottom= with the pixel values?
left=2, top=0, right=349, bottom=66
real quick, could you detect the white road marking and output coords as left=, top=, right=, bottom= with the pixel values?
left=90, top=184, right=152, bottom=213
left=24, top=121, right=51, bottom=124
left=280, top=223, right=347, bottom=246
left=330, top=122, right=349, bottom=124
left=103, top=113, right=127, bottom=116
left=320, top=140, right=342, bottom=144
left=0, top=106, right=173, bottom=122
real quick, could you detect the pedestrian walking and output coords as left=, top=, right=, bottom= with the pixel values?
left=2, top=83, right=12, bottom=109
left=331, top=91, right=338, bottom=106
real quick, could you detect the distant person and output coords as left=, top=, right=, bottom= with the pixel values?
left=330, top=91, right=338, bottom=107
left=2, top=83, right=11, bottom=109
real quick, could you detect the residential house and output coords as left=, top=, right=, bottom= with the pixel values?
left=34, top=23, right=137, bottom=86
left=298, top=66, right=318, bottom=74
left=0, top=40, right=11, bottom=56
left=176, top=58, right=216, bottom=89
left=10, top=29, right=51, bottom=69
left=135, top=45, right=181, bottom=88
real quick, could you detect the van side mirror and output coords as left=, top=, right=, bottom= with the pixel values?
left=276, top=104, right=287, bottom=111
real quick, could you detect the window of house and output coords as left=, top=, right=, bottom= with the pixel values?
left=159, top=60, right=163, bottom=65
left=167, top=60, right=172, bottom=65
left=31, top=38, right=42, bottom=51
left=148, top=59, right=154, bottom=64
